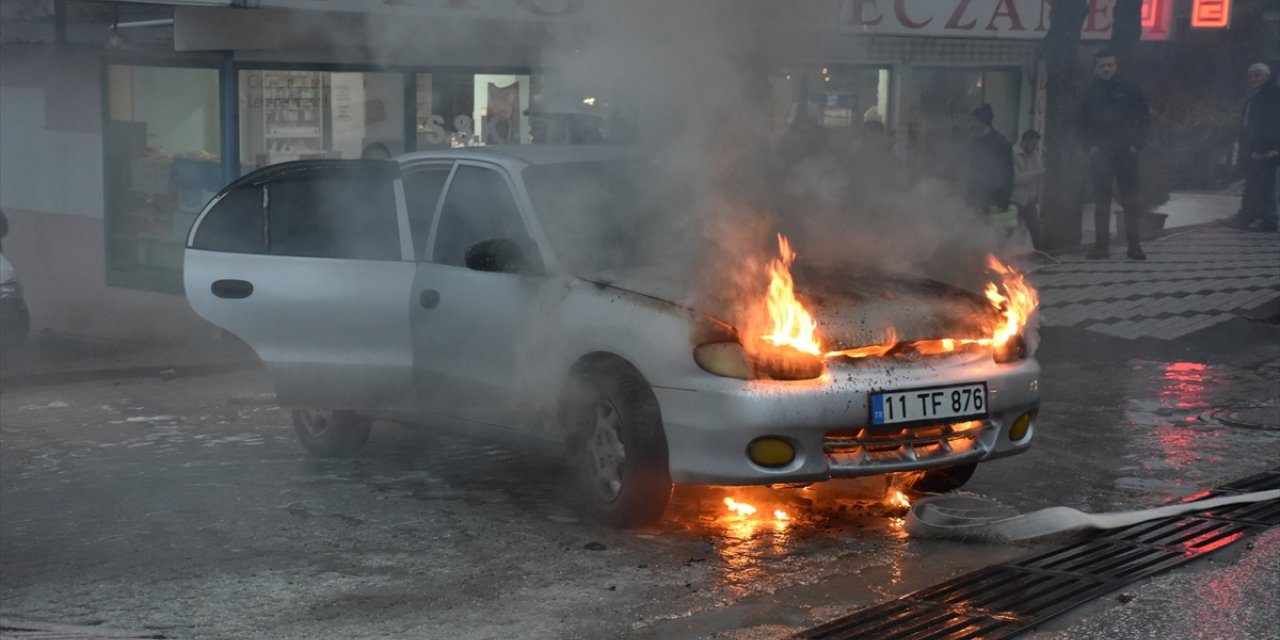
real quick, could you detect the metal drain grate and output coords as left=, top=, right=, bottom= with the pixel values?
left=794, top=468, right=1280, bottom=640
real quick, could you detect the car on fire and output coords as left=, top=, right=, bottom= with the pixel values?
left=184, top=145, right=1040, bottom=527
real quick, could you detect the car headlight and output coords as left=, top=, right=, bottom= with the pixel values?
left=692, top=315, right=825, bottom=381
left=694, top=341, right=825, bottom=381
left=993, top=333, right=1027, bottom=363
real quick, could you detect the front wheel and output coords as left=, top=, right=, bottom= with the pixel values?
left=563, top=359, right=672, bottom=528
left=291, top=409, right=372, bottom=458
left=908, top=462, right=978, bottom=494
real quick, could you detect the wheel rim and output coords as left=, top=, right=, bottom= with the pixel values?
left=298, top=410, right=332, bottom=438
left=586, top=400, right=626, bottom=503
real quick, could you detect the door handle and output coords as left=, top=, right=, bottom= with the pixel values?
left=419, top=289, right=441, bottom=309
left=211, top=279, right=254, bottom=299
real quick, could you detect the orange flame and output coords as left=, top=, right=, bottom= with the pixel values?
left=826, top=328, right=897, bottom=360
left=762, top=234, right=822, bottom=356
left=887, top=489, right=911, bottom=509
left=752, top=239, right=1036, bottom=363
left=984, top=255, right=1039, bottom=348
left=774, top=509, right=790, bottom=520
left=723, top=497, right=757, bottom=517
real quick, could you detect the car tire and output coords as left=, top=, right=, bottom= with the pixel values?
left=563, top=358, right=672, bottom=528
left=909, top=462, right=978, bottom=494
left=291, top=409, right=372, bottom=458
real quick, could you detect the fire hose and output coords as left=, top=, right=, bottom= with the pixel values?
left=904, top=489, right=1280, bottom=541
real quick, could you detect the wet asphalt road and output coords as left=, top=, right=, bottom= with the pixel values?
left=1, top=318, right=1277, bottom=639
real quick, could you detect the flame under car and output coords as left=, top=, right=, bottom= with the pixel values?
left=183, top=146, right=1040, bottom=528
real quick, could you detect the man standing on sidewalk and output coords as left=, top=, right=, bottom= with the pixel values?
left=964, top=104, right=1015, bottom=225
left=1224, top=63, right=1280, bottom=233
left=1080, top=50, right=1151, bottom=260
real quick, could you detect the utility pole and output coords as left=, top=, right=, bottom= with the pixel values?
left=1040, top=0, right=1089, bottom=250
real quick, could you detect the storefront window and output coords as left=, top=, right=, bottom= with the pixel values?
left=770, top=66, right=893, bottom=137
left=238, top=69, right=405, bottom=172
left=909, top=67, right=1022, bottom=182
left=104, top=64, right=221, bottom=292
left=415, top=72, right=537, bottom=148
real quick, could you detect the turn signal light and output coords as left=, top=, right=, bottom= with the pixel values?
left=748, top=437, right=795, bottom=468
left=1009, top=411, right=1034, bottom=441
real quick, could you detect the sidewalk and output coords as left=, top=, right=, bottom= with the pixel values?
left=1034, top=191, right=1280, bottom=341
left=0, top=329, right=260, bottom=387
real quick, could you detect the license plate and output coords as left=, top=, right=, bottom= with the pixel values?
left=870, top=383, right=988, bottom=426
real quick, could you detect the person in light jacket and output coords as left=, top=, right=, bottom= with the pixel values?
left=1223, top=63, right=1280, bottom=232
left=1012, top=129, right=1045, bottom=249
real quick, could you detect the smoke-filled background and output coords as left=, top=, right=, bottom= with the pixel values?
left=522, top=1, right=1021, bottom=317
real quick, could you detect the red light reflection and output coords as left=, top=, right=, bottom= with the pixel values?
left=1184, top=530, right=1246, bottom=556
left=1149, top=362, right=1220, bottom=474
left=1161, top=362, right=1210, bottom=412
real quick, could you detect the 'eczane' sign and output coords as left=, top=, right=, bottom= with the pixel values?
left=248, top=0, right=1172, bottom=41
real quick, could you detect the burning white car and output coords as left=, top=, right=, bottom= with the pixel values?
left=184, top=146, right=1040, bottom=527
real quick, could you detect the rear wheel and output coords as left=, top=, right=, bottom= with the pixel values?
left=291, top=409, right=372, bottom=458
left=564, top=359, right=672, bottom=528
left=909, top=462, right=978, bottom=494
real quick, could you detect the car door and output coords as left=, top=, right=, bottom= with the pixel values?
left=185, top=160, right=419, bottom=410
left=410, top=161, right=552, bottom=428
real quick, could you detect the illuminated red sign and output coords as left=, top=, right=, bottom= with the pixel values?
left=1140, top=0, right=1172, bottom=39
left=1191, top=0, right=1231, bottom=28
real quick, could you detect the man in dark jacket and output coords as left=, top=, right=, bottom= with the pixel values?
left=964, top=104, right=1014, bottom=220
left=1225, top=63, right=1280, bottom=232
left=1080, top=50, right=1151, bottom=260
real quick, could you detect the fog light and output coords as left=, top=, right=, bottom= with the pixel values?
left=1009, top=412, right=1033, bottom=441
left=748, top=437, right=795, bottom=467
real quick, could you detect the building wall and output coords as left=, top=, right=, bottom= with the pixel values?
left=0, top=47, right=104, bottom=219
left=1, top=44, right=214, bottom=345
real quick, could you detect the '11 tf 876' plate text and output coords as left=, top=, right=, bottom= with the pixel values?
left=870, top=383, right=988, bottom=426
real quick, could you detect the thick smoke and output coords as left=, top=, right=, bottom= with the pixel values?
left=533, top=0, right=1026, bottom=326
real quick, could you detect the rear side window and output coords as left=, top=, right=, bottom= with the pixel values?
left=190, top=184, right=266, bottom=253
left=267, top=167, right=400, bottom=261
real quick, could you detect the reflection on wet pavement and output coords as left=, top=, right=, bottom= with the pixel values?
left=1116, top=360, right=1280, bottom=500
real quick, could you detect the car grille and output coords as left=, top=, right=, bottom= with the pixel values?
left=824, top=420, right=986, bottom=472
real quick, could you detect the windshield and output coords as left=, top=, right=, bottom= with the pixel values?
left=523, top=160, right=653, bottom=275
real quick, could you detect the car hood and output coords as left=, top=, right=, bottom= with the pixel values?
left=581, top=263, right=996, bottom=350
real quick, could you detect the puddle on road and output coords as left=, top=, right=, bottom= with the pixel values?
left=1116, top=359, right=1280, bottom=500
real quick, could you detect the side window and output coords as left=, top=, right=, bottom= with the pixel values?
left=402, top=164, right=452, bottom=258
left=190, top=183, right=265, bottom=254
left=432, top=165, right=535, bottom=269
left=267, top=166, right=400, bottom=261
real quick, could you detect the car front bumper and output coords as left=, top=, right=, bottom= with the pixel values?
left=655, top=353, right=1040, bottom=485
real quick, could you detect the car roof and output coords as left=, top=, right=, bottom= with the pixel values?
left=396, top=144, right=628, bottom=168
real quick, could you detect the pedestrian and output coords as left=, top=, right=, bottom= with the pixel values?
left=1223, top=63, right=1280, bottom=232
left=1012, top=129, right=1045, bottom=249
left=1080, top=50, right=1151, bottom=260
left=964, top=104, right=1015, bottom=227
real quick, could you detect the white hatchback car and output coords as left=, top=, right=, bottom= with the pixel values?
left=185, top=146, right=1040, bottom=527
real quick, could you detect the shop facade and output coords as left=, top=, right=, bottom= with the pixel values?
left=0, top=0, right=1166, bottom=345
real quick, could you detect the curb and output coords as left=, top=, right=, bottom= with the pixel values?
left=0, top=360, right=261, bottom=389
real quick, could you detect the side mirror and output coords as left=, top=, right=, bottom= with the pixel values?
left=464, top=238, right=525, bottom=274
